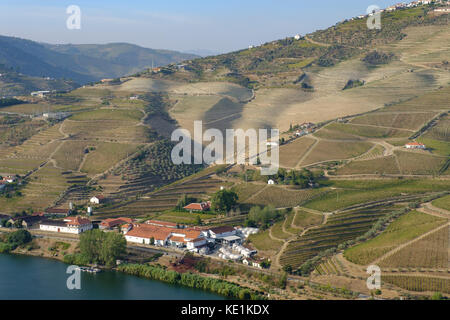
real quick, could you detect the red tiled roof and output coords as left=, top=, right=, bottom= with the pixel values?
left=405, top=142, right=425, bottom=146
left=101, top=217, right=134, bottom=228
left=183, top=201, right=211, bottom=211
left=126, top=224, right=172, bottom=241
left=169, top=236, right=185, bottom=243
left=65, top=216, right=91, bottom=226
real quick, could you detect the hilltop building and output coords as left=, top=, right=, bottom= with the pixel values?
left=404, top=142, right=426, bottom=149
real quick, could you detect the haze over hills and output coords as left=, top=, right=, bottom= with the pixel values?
left=0, top=35, right=198, bottom=85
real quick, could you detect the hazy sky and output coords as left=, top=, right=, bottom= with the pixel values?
left=0, top=0, right=400, bottom=53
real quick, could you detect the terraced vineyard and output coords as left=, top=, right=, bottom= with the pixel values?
left=344, top=210, right=447, bottom=265
left=379, top=226, right=449, bottom=269
left=279, top=206, right=394, bottom=269
left=382, top=275, right=450, bottom=294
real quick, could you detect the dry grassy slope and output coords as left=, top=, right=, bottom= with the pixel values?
left=101, top=23, right=450, bottom=136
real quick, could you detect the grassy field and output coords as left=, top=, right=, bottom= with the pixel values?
left=322, top=122, right=411, bottom=139
left=70, top=109, right=143, bottom=122
left=271, top=220, right=292, bottom=240
left=395, top=150, right=447, bottom=175
left=81, top=142, right=140, bottom=175
left=417, top=137, right=450, bottom=157
left=301, top=140, right=373, bottom=166
left=344, top=210, right=447, bottom=265
left=248, top=229, right=283, bottom=252
left=293, top=210, right=323, bottom=229
left=246, top=185, right=327, bottom=208
left=231, top=183, right=266, bottom=203
left=431, top=195, right=450, bottom=211
left=350, top=112, right=436, bottom=130
left=52, top=141, right=90, bottom=171
left=379, top=226, right=449, bottom=269
left=279, top=137, right=316, bottom=168
left=335, top=156, right=400, bottom=175
left=303, top=179, right=450, bottom=212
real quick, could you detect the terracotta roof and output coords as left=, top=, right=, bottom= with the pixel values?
left=190, top=237, right=206, bottom=243
left=405, top=142, right=425, bottom=146
left=183, top=201, right=211, bottom=211
left=169, top=236, right=185, bottom=243
left=101, top=217, right=134, bottom=228
left=65, top=216, right=91, bottom=226
left=209, top=226, right=235, bottom=235
left=126, top=224, right=172, bottom=241
left=181, top=228, right=202, bottom=240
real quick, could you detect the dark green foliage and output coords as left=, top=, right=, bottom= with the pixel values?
left=78, top=229, right=126, bottom=267
left=211, top=189, right=238, bottom=212
left=343, top=79, right=365, bottom=90
left=0, top=98, right=24, bottom=108
left=117, top=264, right=265, bottom=300
left=247, top=205, right=279, bottom=228
left=7, top=229, right=32, bottom=245
left=270, top=168, right=322, bottom=188
left=362, top=51, right=395, bottom=65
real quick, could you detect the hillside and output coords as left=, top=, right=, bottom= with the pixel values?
left=0, top=64, right=78, bottom=97
left=0, top=35, right=198, bottom=84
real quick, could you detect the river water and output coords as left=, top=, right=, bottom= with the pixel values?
left=0, top=253, right=224, bottom=300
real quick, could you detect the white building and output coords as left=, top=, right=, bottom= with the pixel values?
left=268, top=179, right=275, bottom=185
left=206, top=226, right=237, bottom=240
left=39, top=216, right=93, bottom=234
left=405, top=142, right=426, bottom=149
left=294, top=34, right=301, bottom=40
left=90, top=195, right=105, bottom=204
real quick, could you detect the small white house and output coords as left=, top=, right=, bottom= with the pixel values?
left=294, top=34, right=301, bottom=40
left=268, top=179, right=275, bottom=185
left=90, top=195, right=105, bottom=204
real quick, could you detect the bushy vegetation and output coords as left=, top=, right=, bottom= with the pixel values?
left=362, top=51, right=395, bottom=65
left=64, top=229, right=126, bottom=267
left=0, top=98, right=24, bottom=108
left=0, top=229, right=32, bottom=253
left=211, top=189, right=238, bottom=213
left=343, top=79, right=365, bottom=90
left=269, top=168, right=323, bottom=188
left=117, top=263, right=265, bottom=300
left=245, top=205, right=280, bottom=228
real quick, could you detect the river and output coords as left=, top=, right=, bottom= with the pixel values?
left=0, top=254, right=224, bottom=300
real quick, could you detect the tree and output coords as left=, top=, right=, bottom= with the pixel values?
left=79, top=229, right=126, bottom=267
left=195, top=216, right=203, bottom=226
left=7, top=229, right=32, bottom=245
left=211, top=190, right=238, bottom=213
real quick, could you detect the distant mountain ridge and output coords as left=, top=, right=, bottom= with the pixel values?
left=0, top=35, right=199, bottom=84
